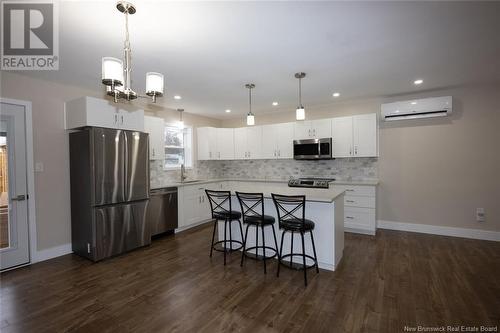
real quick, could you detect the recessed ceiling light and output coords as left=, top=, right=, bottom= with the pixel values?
left=272, top=102, right=279, bottom=106
left=332, top=92, right=340, bottom=97
left=411, top=101, right=417, bottom=105
left=225, top=109, right=231, bottom=113
left=174, top=95, right=182, bottom=100
left=413, top=79, right=423, bottom=85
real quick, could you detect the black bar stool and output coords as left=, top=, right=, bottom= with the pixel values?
left=236, top=192, right=279, bottom=274
left=205, top=189, right=244, bottom=265
left=271, top=193, right=319, bottom=286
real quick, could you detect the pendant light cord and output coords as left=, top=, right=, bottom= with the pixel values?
left=298, top=77, right=302, bottom=108
left=248, top=86, right=252, bottom=114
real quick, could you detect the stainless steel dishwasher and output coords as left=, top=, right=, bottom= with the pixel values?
left=147, top=187, right=178, bottom=236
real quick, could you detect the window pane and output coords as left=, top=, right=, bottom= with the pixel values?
left=164, top=125, right=192, bottom=169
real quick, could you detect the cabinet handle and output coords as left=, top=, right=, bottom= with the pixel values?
left=349, top=147, right=352, bottom=155
left=308, top=129, right=311, bottom=137
left=346, top=189, right=354, bottom=192
left=152, top=148, right=155, bottom=157
left=313, top=129, right=316, bottom=137
left=346, top=216, right=354, bottom=219
left=114, top=114, right=118, bottom=124
left=278, top=150, right=280, bottom=157
left=354, top=146, right=358, bottom=155
left=121, top=115, right=124, bottom=125
left=248, top=151, right=251, bottom=158
left=346, top=200, right=355, bottom=203
left=274, top=150, right=276, bottom=157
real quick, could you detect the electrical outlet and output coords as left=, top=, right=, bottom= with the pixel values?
left=476, top=208, right=485, bottom=222
left=35, top=162, right=44, bottom=172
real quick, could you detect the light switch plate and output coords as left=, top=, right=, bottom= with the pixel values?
left=35, top=162, right=44, bottom=172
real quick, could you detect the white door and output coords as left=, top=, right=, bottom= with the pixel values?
left=233, top=127, right=247, bottom=160
left=0, top=102, right=30, bottom=270
left=276, top=122, right=294, bottom=159
left=332, top=116, right=353, bottom=158
left=246, top=126, right=262, bottom=159
left=216, top=128, right=235, bottom=160
left=293, top=121, right=311, bottom=140
left=311, top=119, right=332, bottom=139
left=353, top=113, right=378, bottom=157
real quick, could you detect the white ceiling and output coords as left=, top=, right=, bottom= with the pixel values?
left=17, top=1, right=500, bottom=119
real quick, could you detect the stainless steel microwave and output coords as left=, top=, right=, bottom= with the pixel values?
left=293, top=138, right=332, bottom=160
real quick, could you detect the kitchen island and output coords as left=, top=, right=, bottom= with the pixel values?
left=201, top=180, right=345, bottom=271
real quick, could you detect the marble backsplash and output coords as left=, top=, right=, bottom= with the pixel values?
left=150, top=158, right=377, bottom=187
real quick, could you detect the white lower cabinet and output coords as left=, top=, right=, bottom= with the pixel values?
left=333, top=184, right=377, bottom=235
left=177, top=183, right=222, bottom=230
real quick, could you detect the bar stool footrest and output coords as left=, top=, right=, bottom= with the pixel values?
left=279, top=253, right=317, bottom=270
left=243, top=245, right=278, bottom=260
left=212, top=239, right=243, bottom=252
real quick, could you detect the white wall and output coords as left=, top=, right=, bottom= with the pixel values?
left=222, top=84, right=500, bottom=232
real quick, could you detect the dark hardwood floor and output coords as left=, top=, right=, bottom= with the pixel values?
left=1, top=224, right=499, bottom=333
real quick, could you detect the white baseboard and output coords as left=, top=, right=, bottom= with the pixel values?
left=377, top=220, right=500, bottom=242
left=33, top=243, right=73, bottom=263
left=175, top=219, right=213, bottom=233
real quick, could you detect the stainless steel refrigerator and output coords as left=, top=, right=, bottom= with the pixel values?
left=69, top=127, right=150, bottom=261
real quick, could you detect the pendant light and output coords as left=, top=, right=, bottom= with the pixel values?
left=295, top=72, right=306, bottom=120
left=245, top=83, right=255, bottom=126
left=177, top=108, right=184, bottom=129
left=101, top=1, right=164, bottom=103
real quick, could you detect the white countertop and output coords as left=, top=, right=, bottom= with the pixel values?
left=152, top=178, right=379, bottom=189
left=151, top=178, right=378, bottom=203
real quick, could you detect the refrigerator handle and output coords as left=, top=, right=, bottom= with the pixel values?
left=123, top=131, right=129, bottom=200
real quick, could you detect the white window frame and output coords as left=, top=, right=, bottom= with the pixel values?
left=163, top=123, right=193, bottom=170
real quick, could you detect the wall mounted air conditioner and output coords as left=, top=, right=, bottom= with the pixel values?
left=381, top=96, right=452, bottom=121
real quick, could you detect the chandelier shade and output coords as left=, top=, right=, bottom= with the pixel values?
left=101, top=57, right=124, bottom=86
left=146, top=72, right=164, bottom=96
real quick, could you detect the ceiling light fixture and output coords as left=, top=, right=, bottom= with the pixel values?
left=225, top=109, right=231, bottom=113
left=177, top=108, right=184, bottom=129
left=272, top=102, right=279, bottom=106
left=414, top=79, right=423, bottom=85
left=245, top=83, right=255, bottom=126
left=295, top=72, right=306, bottom=120
left=333, top=92, right=340, bottom=98
left=174, top=95, right=182, bottom=100
left=101, top=1, right=164, bottom=103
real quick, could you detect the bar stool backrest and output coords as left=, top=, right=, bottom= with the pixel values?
left=271, top=193, right=306, bottom=228
left=235, top=192, right=264, bottom=221
left=205, top=189, right=232, bottom=219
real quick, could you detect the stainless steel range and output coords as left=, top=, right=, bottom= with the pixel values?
left=288, top=177, right=336, bottom=189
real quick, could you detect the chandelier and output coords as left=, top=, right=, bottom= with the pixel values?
left=101, top=1, right=164, bottom=103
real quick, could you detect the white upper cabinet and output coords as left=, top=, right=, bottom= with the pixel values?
left=276, top=122, right=294, bottom=158
left=353, top=113, right=378, bottom=157
left=65, top=96, right=144, bottom=131
left=197, top=127, right=217, bottom=160
left=234, top=127, right=247, bottom=160
left=144, top=116, right=165, bottom=160
left=234, top=126, right=262, bottom=160
left=332, top=116, right=353, bottom=157
left=198, top=114, right=376, bottom=161
left=294, top=119, right=332, bottom=140
left=262, top=123, right=294, bottom=159
left=216, top=128, right=235, bottom=160
left=332, top=113, right=378, bottom=158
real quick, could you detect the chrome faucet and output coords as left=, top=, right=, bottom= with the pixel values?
left=180, top=164, right=187, bottom=182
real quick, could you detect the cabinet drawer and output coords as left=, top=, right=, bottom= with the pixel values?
left=344, top=195, right=375, bottom=208
left=334, top=185, right=375, bottom=197
left=344, top=207, right=375, bottom=233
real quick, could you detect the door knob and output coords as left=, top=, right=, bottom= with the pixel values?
left=11, top=194, right=27, bottom=201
